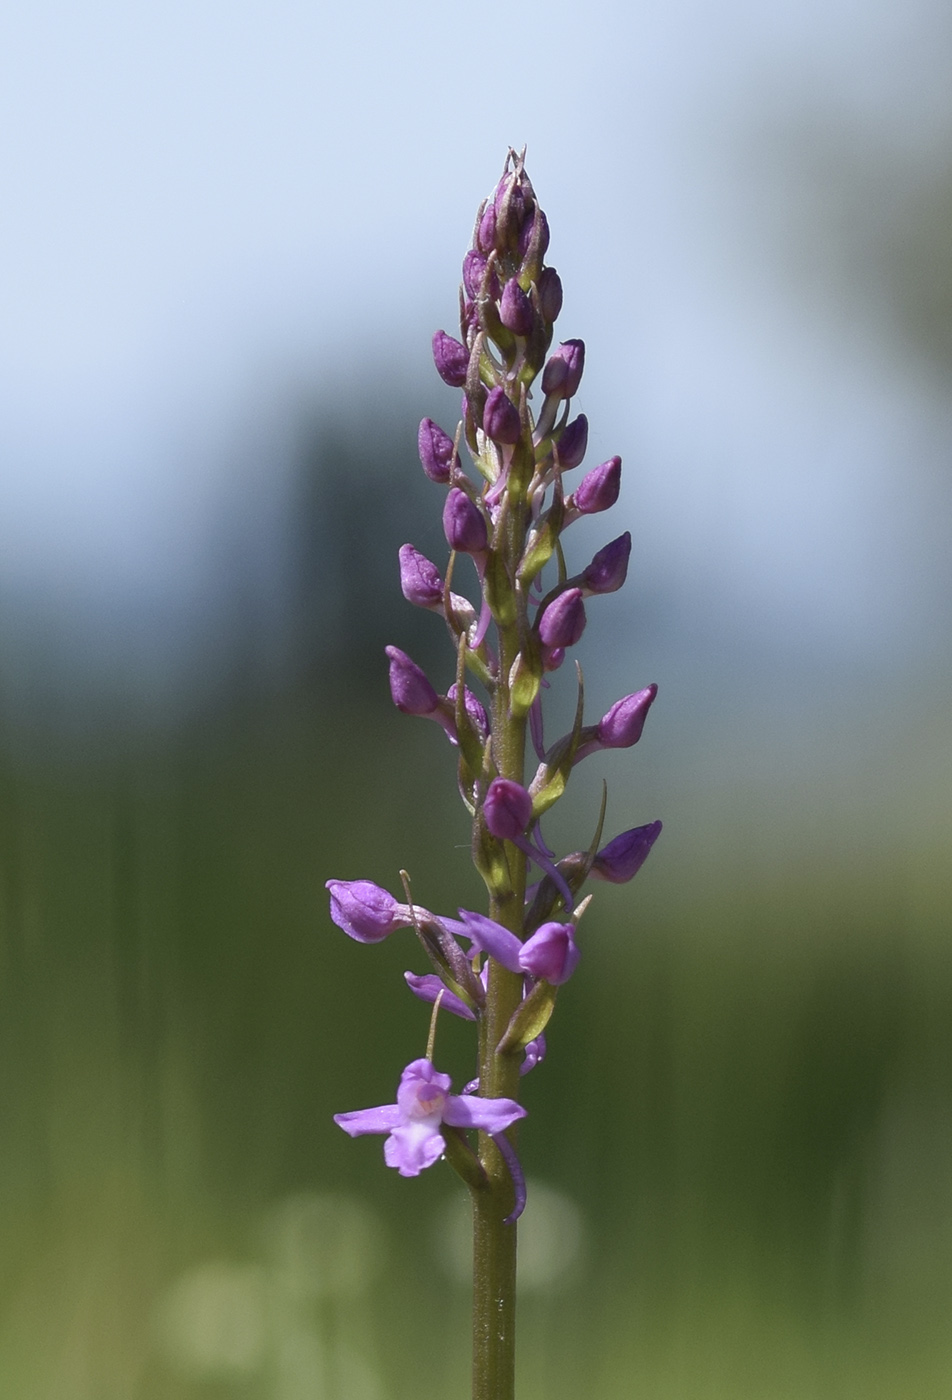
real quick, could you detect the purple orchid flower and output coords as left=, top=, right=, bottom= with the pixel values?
left=591, top=820, right=662, bottom=883
left=326, top=879, right=414, bottom=943
left=334, top=1058, right=527, bottom=1211
left=458, top=909, right=581, bottom=986
left=482, top=776, right=575, bottom=909
left=404, top=971, right=477, bottom=1021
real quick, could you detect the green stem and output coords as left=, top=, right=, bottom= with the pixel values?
left=472, top=551, right=528, bottom=1400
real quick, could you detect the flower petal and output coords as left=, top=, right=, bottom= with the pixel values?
left=383, top=1122, right=446, bottom=1176
left=333, top=1104, right=402, bottom=1137
left=457, top=910, right=523, bottom=973
left=443, top=1093, right=527, bottom=1134
left=404, top=972, right=477, bottom=1020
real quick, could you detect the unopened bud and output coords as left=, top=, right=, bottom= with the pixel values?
left=398, top=544, right=443, bottom=608
left=499, top=279, right=534, bottom=336
left=432, top=330, right=469, bottom=387
left=541, top=339, right=584, bottom=398
left=477, top=204, right=497, bottom=253
left=483, top=777, right=533, bottom=841
left=591, top=821, right=662, bottom=883
left=538, top=588, right=586, bottom=649
left=462, top=249, right=488, bottom=299
left=571, top=456, right=621, bottom=515
left=537, top=267, right=563, bottom=323
left=555, top=415, right=588, bottom=470
left=385, top=645, right=440, bottom=715
left=482, top=386, right=521, bottom=445
left=443, top=488, right=488, bottom=554
left=447, top=683, right=490, bottom=742
left=493, top=172, right=529, bottom=248
left=519, top=206, right=550, bottom=262
left=581, top=531, right=631, bottom=594
left=519, top=921, right=579, bottom=985
left=417, top=418, right=457, bottom=484
left=597, top=685, right=657, bottom=747
left=326, top=879, right=411, bottom=943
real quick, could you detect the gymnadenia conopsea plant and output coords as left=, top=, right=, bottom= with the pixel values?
left=325, top=148, right=661, bottom=1400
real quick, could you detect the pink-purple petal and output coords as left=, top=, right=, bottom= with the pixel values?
left=383, top=1122, right=446, bottom=1176
left=457, top=909, right=523, bottom=973
left=442, top=1093, right=527, bottom=1134
left=333, top=1104, right=403, bottom=1137
left=404, top=972, right=477, bottom=1021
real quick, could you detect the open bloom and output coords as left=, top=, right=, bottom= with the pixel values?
left=459, top=909, right=581, bottom=986
left=334, top=1058, right=526, bottom=1177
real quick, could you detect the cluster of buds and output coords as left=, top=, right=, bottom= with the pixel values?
left=327, top=150, right=660, bottom=1221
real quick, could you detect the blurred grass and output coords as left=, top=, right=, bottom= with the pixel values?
left=1, top=676, right=951, bottom=1399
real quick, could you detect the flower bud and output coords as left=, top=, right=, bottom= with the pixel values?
left=432, top=330, right=469, bottom=387
left=482, top=386, right=521, bottom=445
left=398, top=544, right=443, bottom=608
left=538, top=588, right=586, bottom=649
left=537, top=267, right=563, bottom=323
left=541, top=339, right=585, bottom=398
left=447, top=683, right=490, bottom=742
left=591, top=821, right=662, bottom=884
left=385, top=645, right=440, bottom=715
left=443, top=488, right=488, bottom=554
left=582, top=531, right=631, bottom=594
left=477, top=204, right=497, bottom=253
left=483, top=777, right=532, bottom=841
left=571, top=456, right=621, bottom=515
left=519, top=206, right=550, bottom=262
left=555, top=414, right=588, bottom=470
left=597, top=685, right=657, bottom=748
left=326, top=879, right=410, bottom=943
left=519, top=922, right=580, bottom=985
left=418, top=418, right=457, bottom=483
left=499, top=278, right=534, bottom=336
left=462, top=249, right=488, bottom=299
left=493, top=172, right=529, bottom=248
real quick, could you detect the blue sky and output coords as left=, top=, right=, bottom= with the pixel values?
left=1, top=0, right=950, bottom=719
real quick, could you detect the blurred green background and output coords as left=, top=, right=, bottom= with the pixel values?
left=3, top=1, right=952, bottom=1396
left=1, top=399, right=950, bottom=1398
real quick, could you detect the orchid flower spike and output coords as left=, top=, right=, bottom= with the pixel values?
left=325, top=151, right=663, bottom=1372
